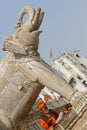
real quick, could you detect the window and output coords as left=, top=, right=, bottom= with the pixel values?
left=82, top=80, right=87, bottom=86
left=77, top=76, right=82, bottom=80
left=76, top=54, right=80, bottom=58
left=81, top=64, right=87, bottom=70
left=69, top=78, right=76, bottom=88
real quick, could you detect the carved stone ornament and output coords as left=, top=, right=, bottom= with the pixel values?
left=2, top=6, right=44, bottom=56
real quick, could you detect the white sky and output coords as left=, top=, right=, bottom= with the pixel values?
left=0, top=0, right=87, bottom=63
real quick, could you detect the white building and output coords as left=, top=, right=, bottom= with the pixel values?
left=39, top=51, right=87, bottom=103
left=52, top=52, right=87, bottom=92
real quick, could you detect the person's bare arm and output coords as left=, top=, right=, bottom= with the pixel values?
left=56, top=112, right=64, bottom=124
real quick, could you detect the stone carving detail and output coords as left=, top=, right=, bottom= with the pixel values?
left=3, top=6, right=44, bottom=56
left=0, top=6, right=86, bottom=130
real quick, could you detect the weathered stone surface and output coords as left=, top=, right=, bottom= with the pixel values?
left=0, top=6, right=87, bottom=130
left=71, top=110, right=87, bottom=130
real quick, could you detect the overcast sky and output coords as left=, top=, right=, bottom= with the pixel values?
left=0, top=0, right=87, bottom=63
